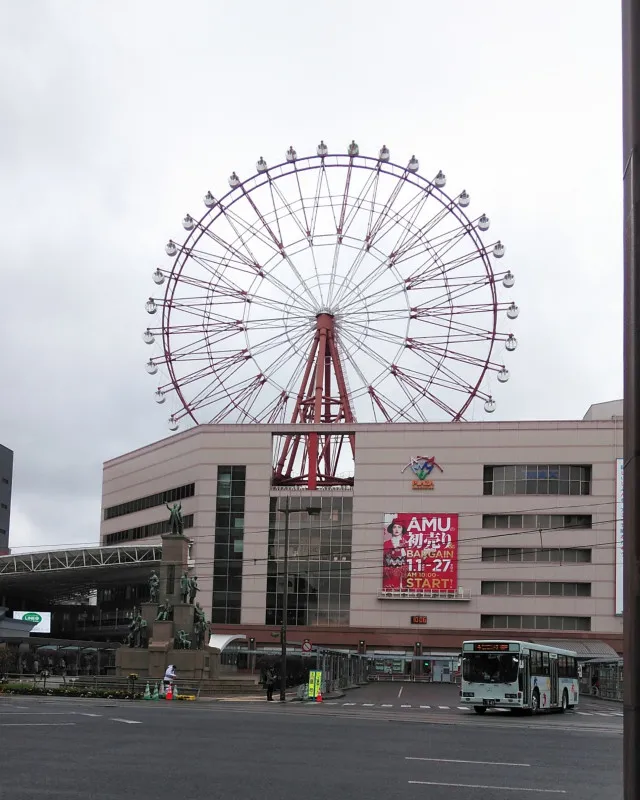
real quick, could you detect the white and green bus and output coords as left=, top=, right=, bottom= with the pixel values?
left=460, top=640, right=580, bottom=714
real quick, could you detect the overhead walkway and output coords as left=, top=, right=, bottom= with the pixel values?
left=0, top=544, right=162, bottom=602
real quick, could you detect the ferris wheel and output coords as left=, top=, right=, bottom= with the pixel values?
left=143, top=140, right=518, bottom=486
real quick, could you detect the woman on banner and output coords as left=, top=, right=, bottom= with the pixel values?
left=383, top=518, right=409, bottom=590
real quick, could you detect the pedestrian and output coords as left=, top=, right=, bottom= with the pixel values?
left=164, top=663, right=177, bottom=694
left=265, top=669, right=275, bottom=701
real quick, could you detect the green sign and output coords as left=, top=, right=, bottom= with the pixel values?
left=22, top=613, right=42, bottom=624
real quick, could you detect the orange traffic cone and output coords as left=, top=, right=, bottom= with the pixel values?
left=165, top=684, right=173, bottom=701
left=316, top=691, right=323, bottom=703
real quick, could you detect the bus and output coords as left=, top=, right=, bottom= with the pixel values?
left=460, top=640, right=580, bottom=714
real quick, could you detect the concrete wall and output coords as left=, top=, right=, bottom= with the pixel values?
left=100, top=417, right=623, bottom=647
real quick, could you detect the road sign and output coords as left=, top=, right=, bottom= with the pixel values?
left=302, top=639, right=312, bottom=653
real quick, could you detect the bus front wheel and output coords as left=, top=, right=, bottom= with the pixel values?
left=473, top=706, right=487, bottom=715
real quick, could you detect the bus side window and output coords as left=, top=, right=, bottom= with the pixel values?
left=542, top=651, right=550, bottom=676
left=570, top=657, right=578, bottom=678
left=558, top=655, right=566, bottom=677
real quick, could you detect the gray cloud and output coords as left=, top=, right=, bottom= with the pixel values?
left=0, top=0, right=623, bottom=551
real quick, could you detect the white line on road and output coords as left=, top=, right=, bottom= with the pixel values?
left=0, top=723, right=76, bottom=727
left=362, top=703, right=375, bottom=707
left=401, top=704, right=412, bottom=708
left=457, top=706, right=470, bottom=711
left=77, top=713, right=103, bottom=718
left=381, top=704, right=394, bottom=708
left=408, top=782, right=565, bottom=793
left=398, top=686, right=404, bottom=698
left=406, top=756, right=531, bottom=767
left=576, top=712, right=593, bottom=715
left=420, top=705, right=431, bottom=709
left=438, top=706, right=450, bottom=709
left=110, top=718, right=142, bottom=724
left=342, top=703, right=356, bottom=706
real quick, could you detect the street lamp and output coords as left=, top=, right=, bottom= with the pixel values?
left=279, top=495, right=320, bottom=701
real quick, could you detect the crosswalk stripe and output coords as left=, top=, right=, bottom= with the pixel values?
left=420, top=705, right=431, bottom=709
left=438, top=706, right=450, bottom=709
left=401, top=704, right=412, bottom=708
left=362, top=703, right=375, bottom=707
left=381, top=704, right=393, bottom=707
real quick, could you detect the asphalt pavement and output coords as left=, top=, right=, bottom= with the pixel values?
left=0, top=686, right=622, bottom=800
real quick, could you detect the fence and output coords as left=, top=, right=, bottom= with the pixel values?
left=580, top=658, right=623, bottom=702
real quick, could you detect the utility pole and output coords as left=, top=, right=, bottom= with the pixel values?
left=622, top=1, right=640, bottom=798
left=278, top=497, right=321, bottom=702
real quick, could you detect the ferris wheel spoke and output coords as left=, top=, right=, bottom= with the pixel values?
left=391, top=210, right=469, bottom=267
left=408, top=274, right=495, bottom=308
left=405, top=246, right=492, bottom=288
left=392, top=366, right=460, bottom=418
left=338, top=326, right=397, bottom=374
left=411, top=302, right=511, bottom=318
left=407, top=340, right=503, bottom=371
left=410, top=313, right=498, bottom=340
left=339, top=279, right=407, bottom=316
left=341, top=320, right=407, bottom=348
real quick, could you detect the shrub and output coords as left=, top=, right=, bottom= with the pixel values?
left=0, top=683, right=141, bottom=700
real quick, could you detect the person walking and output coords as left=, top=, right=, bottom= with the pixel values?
left=265, top=669, right=275, bottom=701
left=164, top=664, right=177, bottom=694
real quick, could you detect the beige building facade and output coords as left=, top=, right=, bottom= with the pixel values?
left=100, top=400, right=624, bottom=659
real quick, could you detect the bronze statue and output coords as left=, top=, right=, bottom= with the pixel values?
left=149, top=570, right=160, bottom=603
left=193, top=602, right=208, bottom=650
left=156, top=599, right=173, bottom=622
left=166, top=501, right=184, bottom=536
left=188, top=575, right=199, bottom=604
left=128, top=609, right=143, bottom=648
left=174, top=629, right=191, bottom=650
left=180, top=571, right=190, bottom=604
left=139, top=618, right=149, bottom=648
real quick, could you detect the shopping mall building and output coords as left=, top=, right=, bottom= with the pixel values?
left=100, top=399, right=624, bottom=676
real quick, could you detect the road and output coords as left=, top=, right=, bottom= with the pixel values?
left=0, top=682, right=622, bottom=800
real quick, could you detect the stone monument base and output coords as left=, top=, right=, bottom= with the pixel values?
left=116, top=646, right=219, bottom=681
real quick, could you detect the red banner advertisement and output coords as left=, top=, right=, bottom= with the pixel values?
left=382, top=513, right=458, bottom=592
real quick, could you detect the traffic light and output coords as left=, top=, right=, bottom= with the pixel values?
left=414, top=641, right=422, bottom=657
left=423, top=660, right=431, bottom=670
left=358, top=640, right=366, bottom=655
left=249, top=637, right=256, bottom=650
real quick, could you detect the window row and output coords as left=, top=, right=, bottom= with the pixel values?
left=483, top=465, right=591, bottom=496
left=481, top=615, right=591, bottom=631
left=103, top=514, right=194, bottom=545
left=103, top=483, right=195, bottom=520
left=482, top=547, right=591, bottom=563
left=482, top=514, right=592, bottom=530
left=481, top=581, right=591, bottom=597
left=211, top=466, right=246, bottom=625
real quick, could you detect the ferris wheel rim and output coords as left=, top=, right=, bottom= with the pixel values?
left=153, top=149, right=512, bottom=427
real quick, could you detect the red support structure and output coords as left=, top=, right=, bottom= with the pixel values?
left=274, top=313, right=355, bottom=487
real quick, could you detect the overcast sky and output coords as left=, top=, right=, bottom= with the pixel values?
left=0, top=1, right=623, bottom=552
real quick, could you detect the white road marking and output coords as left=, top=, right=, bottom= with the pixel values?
left=594, top=712, right=611, bottom=717
left=576, top=711, right=592, bottom=715
left=611, top=712, right=623, bottom=716
left=398, top=686, right=404, bottom=698
left=457, top=706, right=470, bottom=710
left=77, top=713, right=103, bottom=718
left=362, top=703, right=375, bottom=707
left=324, top=701, right=338, bottom=705
left=401, top=704, right=412, bottom=708
left=381, top=704, right=394, bottom=708
left=342, top=703, right=356, bottom=706
left=110, top=718, right=142, bottom=724
left=420, top=705, right=431, bottom=709
left=408, top=781, right=565, bottom=793
left=438, top=705, right=450, bottom=709
left=0, top=723, right=76, bottom=727
left=406, top=756, right=531, bottom=767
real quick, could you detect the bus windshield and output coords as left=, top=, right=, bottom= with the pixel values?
left=463, top=652, right=519, bottom=684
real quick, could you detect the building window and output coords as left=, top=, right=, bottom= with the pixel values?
left=482, top=547, right=591, bottom=563
left=482, top=514, right=592, bottom=530
left=266, top=494, right=352, bottom=627
left=481, top=615, right=591, bottom=631
left=212, top=466, right=246, bottom=625
left=483, top=465, right=591, bottom=496
left=104, top=514, right=194, bottom=545
left=103, top=483, right=195, bottom=520
left=481, top=581, right=591, bottom=597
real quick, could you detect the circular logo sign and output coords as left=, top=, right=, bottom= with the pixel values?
left=22, top=612, right=42, bottom=624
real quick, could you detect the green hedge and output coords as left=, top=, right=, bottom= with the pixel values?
left=0, top=683, right=140, bottom=700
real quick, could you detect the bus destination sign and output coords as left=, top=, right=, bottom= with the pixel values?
left=473, top=642, right=510, bottom=652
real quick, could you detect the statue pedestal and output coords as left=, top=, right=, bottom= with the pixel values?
left=140, top=602, right=157, bottom=628
left=173, top=603, right=195, bottom=642
left=151, top=620, right=173, bottom=645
